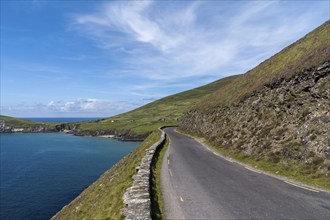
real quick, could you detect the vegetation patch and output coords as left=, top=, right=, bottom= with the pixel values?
left=0, top=115, right=57, bottom=128
left=52, top=131, right=160, bottom=220
left=150, top=135, right=169, bottom=220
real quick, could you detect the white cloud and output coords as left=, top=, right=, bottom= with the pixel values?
left=46, top=98, right=131, bottom=113
left=70, top=1, right=322, bottom=82
left=3, top=1, right=327, bottom=118
left=74, top=1, right=188, bottom=53
left=1, top=98, right=136, bottom=117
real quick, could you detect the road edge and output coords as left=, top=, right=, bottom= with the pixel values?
left=160, top=128, right=185, bottom=220
left=175, top=128, right=330, bottom=194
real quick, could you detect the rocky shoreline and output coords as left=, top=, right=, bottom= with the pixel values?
left=0, top=120, right=146, bottom=141
left=68, top=128, right=147, bottom=141
left=0, top=120, right=57, bottom=133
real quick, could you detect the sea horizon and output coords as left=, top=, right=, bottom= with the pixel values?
left=22, top=117, right=104, bottom=123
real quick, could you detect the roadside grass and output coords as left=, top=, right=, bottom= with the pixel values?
left=177, top=129, right=330, bottom=191
left=52, top=131, right=160, bottom=220
left=150, top=135, right=169, bottom=220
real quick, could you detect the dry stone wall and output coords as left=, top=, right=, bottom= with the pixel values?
left=122, top=128, right=165, bottom=220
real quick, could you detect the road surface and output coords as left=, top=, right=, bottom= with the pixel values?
left=161, top=127, right=330, bottom=220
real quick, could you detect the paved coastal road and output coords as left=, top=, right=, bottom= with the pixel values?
left=161, top=127, right=330, bottom=220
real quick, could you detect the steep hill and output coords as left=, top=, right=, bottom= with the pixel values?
left=75, top=74, right=239, bottom=138
left=195, top=20, right=329, bottom=110
left=179, top=20, right=330, bottom=183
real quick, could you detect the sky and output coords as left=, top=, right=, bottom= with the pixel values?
left=1, top=0, right=329, bottom=117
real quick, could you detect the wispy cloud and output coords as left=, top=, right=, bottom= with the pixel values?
left=59, top=54, right=97, bottom=61
left=1, top=98, right=135, bottom=117
left=71, top=1, right=321, bottom=81
left=2, top=1, right=327, bottom=117
left=47, top=98, right=130, bottom=113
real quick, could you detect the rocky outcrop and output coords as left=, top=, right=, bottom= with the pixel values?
left=122, top=128, right=165, bottom=220
left=0, top=119, right=57, bottom=133
left=54, top=123, right=79, bottom=132
left=69, top=129, right=148, bottom=141
left=180, top=61, right=330, bottom=176
left=54, top=123, right=147, bottom=140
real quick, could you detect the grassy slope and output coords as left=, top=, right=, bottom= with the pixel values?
left=52, top=131, right=160, bottom=220
left=195, top=20, right=330, bottom=111
left=0, top=115, right=56, bottom=128
left=79, top=75, right=239, bottom=136
left=179, top=20, right=330, bottom=189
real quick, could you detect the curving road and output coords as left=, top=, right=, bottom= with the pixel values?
left=161, top=127, right=330, bottom=220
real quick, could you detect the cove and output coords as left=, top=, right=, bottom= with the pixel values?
left=0, top=133, right=140, bottom=220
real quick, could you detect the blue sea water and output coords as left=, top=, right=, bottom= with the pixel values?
left=23, top=117, right=103, bottom=122
left=0, top=133, right=140, bottom=220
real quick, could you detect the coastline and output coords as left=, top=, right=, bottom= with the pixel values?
left=0, top=122, right=146, bottom=141
left=97, top=134, right=115, bottom=138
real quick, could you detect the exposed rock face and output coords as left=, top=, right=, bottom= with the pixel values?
left=122, top=129, right=165, bottom=219
left=180, top=61, right=330, bottom=176
left=0, top=120, right=10, bottom=132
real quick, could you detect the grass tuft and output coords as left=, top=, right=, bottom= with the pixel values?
left=150, top=136, right=169, bottom=220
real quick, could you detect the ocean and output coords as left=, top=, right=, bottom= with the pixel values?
left=0, top=124, right=140, bottom=220
left=23, top=117, right=103, bottom=123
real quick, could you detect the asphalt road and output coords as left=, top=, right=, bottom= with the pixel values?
left=161, top=127, right=330, bottom=220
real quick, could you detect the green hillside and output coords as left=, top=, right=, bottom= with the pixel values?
left=0, top=115, right=41, bottom=126
left=79, top=74, right=239, bottom=136
left=195, top=20, right=329, bottom=111
left=179, top=20, right=330, bottom=188
left=0, top=115, right=56, bottom=128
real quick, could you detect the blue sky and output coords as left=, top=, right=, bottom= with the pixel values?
left=1, top=0, right=329, bottom=117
